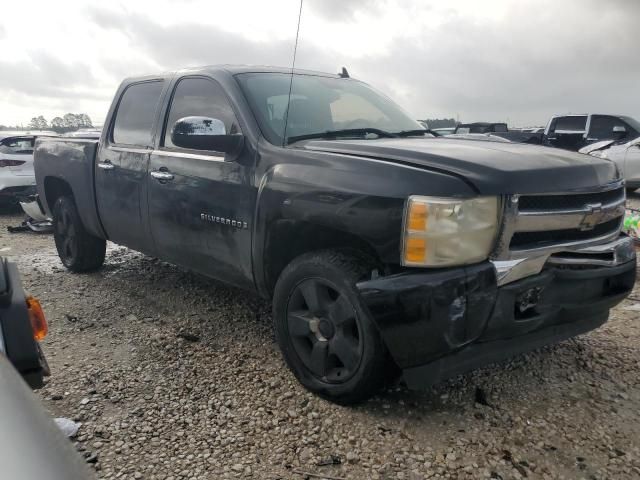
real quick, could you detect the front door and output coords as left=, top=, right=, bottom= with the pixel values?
left=95, top=80, right=165, bottom=253
left=147, top=76, right=255, bottom=290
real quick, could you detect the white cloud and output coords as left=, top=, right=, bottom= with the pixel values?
left=0, top=0, right=638, bottom=127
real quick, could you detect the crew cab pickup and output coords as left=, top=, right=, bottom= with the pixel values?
left=34, top=66, right=636, bottom=404
left=543, top=114, right=640, bottom=151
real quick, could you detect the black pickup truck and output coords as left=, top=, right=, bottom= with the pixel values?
left=542, top=114, right=640, bottom=151
left=34, top=66, right=636, bottom=404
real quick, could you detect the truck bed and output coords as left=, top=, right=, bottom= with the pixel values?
left=33, top=137, right=105, bottom=238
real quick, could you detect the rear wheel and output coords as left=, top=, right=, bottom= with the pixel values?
left=273, top=250, right=386, bottom=404
left=53, top=196, right=106, bottom=272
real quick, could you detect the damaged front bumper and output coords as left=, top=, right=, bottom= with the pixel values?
left=356, top=235, right=636, bottom=390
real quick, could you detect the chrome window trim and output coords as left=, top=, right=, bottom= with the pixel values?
left=108, top=146, right=152, bottom=155
left=151, top=150, right=225, bottom=162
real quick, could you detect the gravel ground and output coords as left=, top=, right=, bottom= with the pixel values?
left=1, top=200, right=640, bottom=480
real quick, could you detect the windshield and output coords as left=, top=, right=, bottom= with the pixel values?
left=236, top=73, right=422, bottom=146
left=620, top=115, right=640, bottom=133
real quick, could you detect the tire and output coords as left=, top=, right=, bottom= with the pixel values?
left=53, top=196, right=106, bottom=272
left=273, top=250, right=387, bottom=404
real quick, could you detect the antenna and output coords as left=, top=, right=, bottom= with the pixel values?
left=339, top=67, right=350, bottom=78
left=282, top=0, right=304, bottom=147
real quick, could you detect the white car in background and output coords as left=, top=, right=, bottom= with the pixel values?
left=0, top=132, right=56, bottom=204
left=580, top=136, right=640, bottom=193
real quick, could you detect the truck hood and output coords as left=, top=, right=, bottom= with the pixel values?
left=302, top=137, right=620, bottom=195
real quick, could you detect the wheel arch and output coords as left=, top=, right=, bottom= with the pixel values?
left=42, top=176, right=74, bottom=214
left=262, top=220, right=382, bottom=296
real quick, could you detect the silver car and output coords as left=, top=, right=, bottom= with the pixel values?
left=580, top=136, right=640, bottom=192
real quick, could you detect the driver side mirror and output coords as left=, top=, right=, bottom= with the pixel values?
left=171, top=116, right=244, bottom=156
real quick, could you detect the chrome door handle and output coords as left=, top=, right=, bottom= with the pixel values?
left=97, top=162, right=115, bottom=170
left=150, top=170, right=174, bottom=181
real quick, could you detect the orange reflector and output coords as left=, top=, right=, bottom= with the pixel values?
left=408, top=202, right=428, bottom=231
left=405, top=237, right=427, bottom=263
left=26, top=296, right=47, bottom=341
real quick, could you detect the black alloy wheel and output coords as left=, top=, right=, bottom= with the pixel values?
left=286, top=277, right=363, bottom=383
left=52, top=196, right=106, bottom=272
left=55, top=204, right=78, bottom=266
left=273, top=250, right=388, bottom=404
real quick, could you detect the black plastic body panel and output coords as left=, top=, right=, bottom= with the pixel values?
left=357, top=263, right=497, bottom=369
left=357, top=257, right=636, bottom=388
left=0, top=259, right=44, bottom=388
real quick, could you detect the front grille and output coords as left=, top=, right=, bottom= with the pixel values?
left=510, top=217, right=622, bottom=250
left=518, top=187, right=624, bottom=211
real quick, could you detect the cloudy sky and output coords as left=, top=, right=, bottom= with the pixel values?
left=0, top=0, right=638, bottom=127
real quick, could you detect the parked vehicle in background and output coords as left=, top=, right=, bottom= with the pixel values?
left=543, top=114, right=640, bottom=151
left=452, top=123, right=548, bottom=144
left=580, top=136, right=640, bottom=193
left=0, top=132, right=57, bottom=204
left=35, top=65, right=636, bottom=404
left=454, top=122, right=508, bottom=134
left=63, top=128, right=102, bottom=139
left=431, top=127, right=455, bottom=135
left=441, top=133, right=512, bottom=143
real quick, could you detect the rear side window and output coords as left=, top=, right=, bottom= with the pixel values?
left=553, top=116, right=587, bottom=132
left=163, top=77, right=240, bottom=149
left=112, top=81, right=164, bottom=146
left=0, top=137, right=34, bottom=154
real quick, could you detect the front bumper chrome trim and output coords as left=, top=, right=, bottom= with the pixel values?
left=491, top=235, right=636, bottom=286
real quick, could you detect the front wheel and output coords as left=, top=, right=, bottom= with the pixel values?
left=53, top=196, right=106, bottom=272
left=273, top=250, right=387, bottom=404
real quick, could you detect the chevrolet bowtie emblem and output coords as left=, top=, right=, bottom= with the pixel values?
left=578, top=203, right=603, bottom=231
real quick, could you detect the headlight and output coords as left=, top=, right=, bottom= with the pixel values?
left=402, top=195, right=499, bottom=267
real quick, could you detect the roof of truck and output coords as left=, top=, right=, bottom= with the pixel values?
left=123, top=65, right=346, bottom=83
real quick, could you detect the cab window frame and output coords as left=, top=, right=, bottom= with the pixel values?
left=109, top=79, right=165, bottom=149
left=160, top=75, right=243, bottom=158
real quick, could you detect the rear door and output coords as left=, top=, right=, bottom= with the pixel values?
left=147, top=76, right=256, bottom=289
left=95, top=80, right=165, bottom=253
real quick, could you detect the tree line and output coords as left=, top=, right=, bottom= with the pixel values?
left=0, top=113, right=94, bottom=134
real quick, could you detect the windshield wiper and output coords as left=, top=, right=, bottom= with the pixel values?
left=286, top=128, right=397, bottom=145
left=395, top=129, right=438, bottom=137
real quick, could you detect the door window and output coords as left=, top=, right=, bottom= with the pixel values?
left=552, top=116, right=587, bottom=132
left=590, top=115, right=626, bottom=139
left=164, top=77, right=241, bottom=150
left=112, top=81, right=164, bottom=147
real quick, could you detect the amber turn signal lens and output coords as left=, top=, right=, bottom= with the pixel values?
left=408, top=202, right=428, bottom=231
left=404, top=237, right=427, bottom=263
left=26, top=296, right=47, bottom=341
